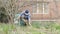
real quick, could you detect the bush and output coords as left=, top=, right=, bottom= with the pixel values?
left=0, top=7, right=9, bottom=23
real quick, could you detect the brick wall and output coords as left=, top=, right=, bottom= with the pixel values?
left=17, top=0, right=60, bottom=20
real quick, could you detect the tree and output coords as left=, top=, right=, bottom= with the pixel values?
left=0, top=0, right=20, bottom=23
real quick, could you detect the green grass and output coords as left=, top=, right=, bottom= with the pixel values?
left=0, top=21, right=60, bottom=34
left=0, top=23, right=16, bottom=34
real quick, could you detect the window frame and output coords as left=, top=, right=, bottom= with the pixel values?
left=32, top=2, right=49, bottom=14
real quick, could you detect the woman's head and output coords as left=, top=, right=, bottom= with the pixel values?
left=25, top=10, right=29, bottom=13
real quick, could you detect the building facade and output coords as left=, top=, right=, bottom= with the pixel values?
left=16, top=0, right=60, bottom=21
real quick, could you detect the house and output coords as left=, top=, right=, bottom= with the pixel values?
left=16, top=0, right=60, bottom=21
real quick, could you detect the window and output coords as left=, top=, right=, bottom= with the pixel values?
left=32, top=2, right=49, bottom=14
left=32, top=4, right=37, bottom=13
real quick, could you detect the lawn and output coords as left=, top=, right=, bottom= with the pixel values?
left=0, top=21, right=60, bottom=34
